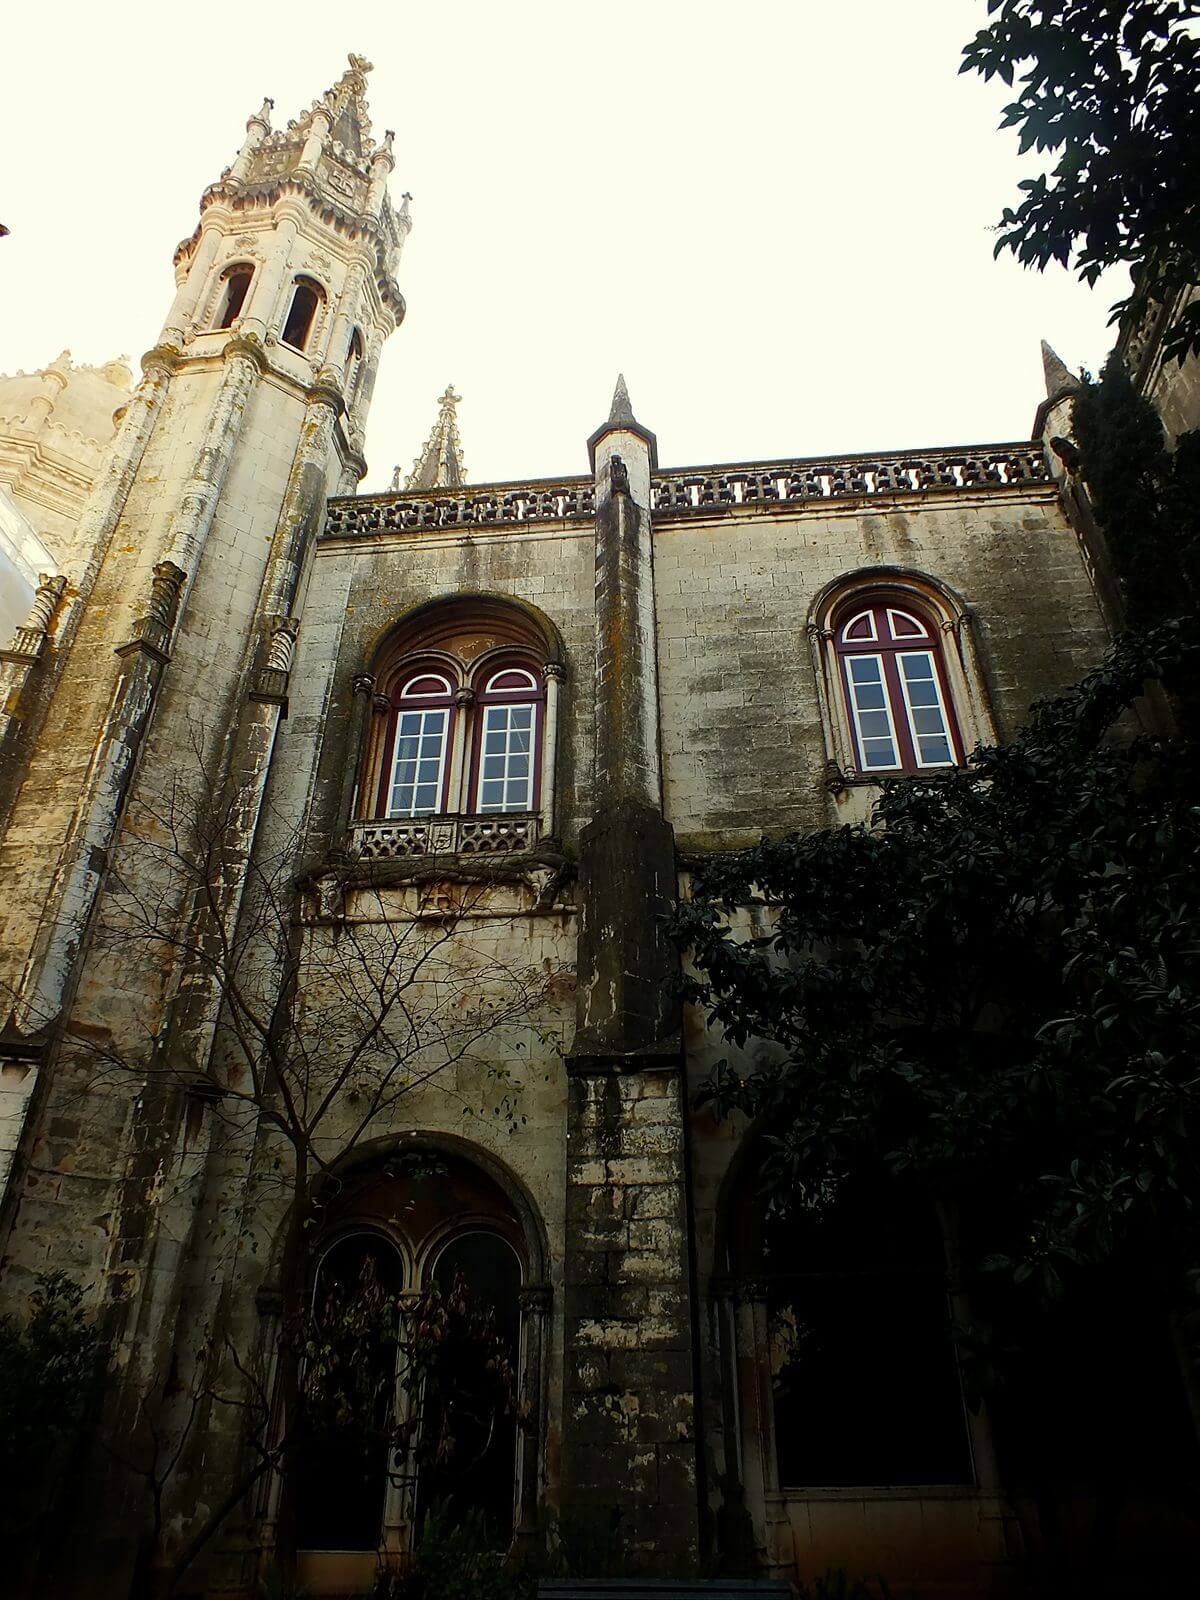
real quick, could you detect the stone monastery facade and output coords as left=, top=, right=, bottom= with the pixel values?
left=0, top=54, right=1180, bottom=1600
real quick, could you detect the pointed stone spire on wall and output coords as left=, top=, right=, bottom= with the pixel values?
left=588, top=372, right=658, bottom=470
left=403, top=386, right=466, bottom=490
left=609, top=372, right=635, bottom=424
left=1042, top=338, right=1081, bottom=399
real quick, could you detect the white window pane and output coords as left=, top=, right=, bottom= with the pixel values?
left=858, top=710, right=891, bottom=737
left=856, top=684, right=887, bottom=711
left=510, top=729, right=532, bottom=754
left=918, top=734, right=953, bottom=764
left=849, top=657, right=882, bottom=684
left=863, top=745, right=897, bottom=768
left=511, top=706, right=532, bottom=728
left=898, top=652, right=954, bottom=768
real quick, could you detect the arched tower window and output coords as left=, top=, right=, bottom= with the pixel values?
left=345, top=327, right=365, bottom=405
left=282, top=277, right=324, bottom=352
left=834, top=597, right=960, bottom=773
left=215, top=264, right=254, bottom=329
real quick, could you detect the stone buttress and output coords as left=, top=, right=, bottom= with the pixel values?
left=562, top=378, right=701, bottom=1567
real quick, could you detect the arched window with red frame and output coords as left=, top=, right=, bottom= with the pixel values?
left=835, top=597, right=961, bottom=774
left=470, top=664, right=543, bottom=814
left=380, top=669, right=455, bottom=817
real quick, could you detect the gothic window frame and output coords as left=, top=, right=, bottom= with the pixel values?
left=808, top=570, right=997, bottom=789
left=712, top=1143, right=995, bottom=1537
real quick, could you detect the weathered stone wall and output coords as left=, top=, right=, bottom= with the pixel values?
left=296, top=518, right=596, bottom=853
left=655, top=488, right=1111, bottom=846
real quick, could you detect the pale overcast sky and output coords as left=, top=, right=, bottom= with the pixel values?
left=3, top=1, right=1124, bottom=489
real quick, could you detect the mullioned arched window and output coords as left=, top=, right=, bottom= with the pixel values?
left=344, top=597, right=565, bottom=859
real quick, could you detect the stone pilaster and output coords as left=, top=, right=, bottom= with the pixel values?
left=562, top=380, right=699, bottom=1569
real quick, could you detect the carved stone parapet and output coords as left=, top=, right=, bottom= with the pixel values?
left=2, top=573, right=67, bottom=661
left=308, top=369, right=346, bottom=416
left=249, top=616, right=300, bottom=707
left=115, top=561, right=186, bottom=661
left=265, top=615, right=300, bottom=672
left=349, top=813, right=540, bottom=861
left=222, top=331, right=269, bottom=372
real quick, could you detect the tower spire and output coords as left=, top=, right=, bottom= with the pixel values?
left=402, top=386, right=466, bottom=490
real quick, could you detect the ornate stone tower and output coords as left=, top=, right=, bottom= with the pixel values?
left=0, top=57, right=407, bottom=1595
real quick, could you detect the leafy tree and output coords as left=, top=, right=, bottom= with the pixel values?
left=961, top=0, right=1200, bottom=359
left=669, top=618, right=1200, bottom=1297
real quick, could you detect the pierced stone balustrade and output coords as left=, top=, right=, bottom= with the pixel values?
left=349, top=814, right=540, bottom=861
left=325, top=478, right=594, bottom=538
left=649, top=445, right=1048, bottom=514
left=323, top=444, right=1050, bottom=541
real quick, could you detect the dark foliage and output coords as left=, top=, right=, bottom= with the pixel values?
left=669, top=618, right=1200, bottom=1297
left=0, top=1274, right=98, bottom=1537
left=1073, top=353, right=1200, bottom=624
left=961, top=0, right=1200, bottom=360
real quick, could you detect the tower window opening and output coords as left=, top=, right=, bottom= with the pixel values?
left=346, top=328, right=365, bottom=406
left=282, top=279, right=323, bottom=352
left=216, top=266, right=253, bottom=329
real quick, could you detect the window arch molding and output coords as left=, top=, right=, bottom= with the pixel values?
left=345, top=595, right=567, bottom=854
left=807, top=568, right=997, bottom=786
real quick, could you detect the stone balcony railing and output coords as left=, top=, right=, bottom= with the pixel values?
left=322, top=443, right=1050, bottom=539
left=349, top=813, right=540, bottom=861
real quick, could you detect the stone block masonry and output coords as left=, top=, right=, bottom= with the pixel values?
left=563, top=1064, right=698, bottom=1568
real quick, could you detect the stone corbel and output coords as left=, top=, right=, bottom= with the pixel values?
left=115, top=561, right=186, bottom=662
left=1, top=573, right=67, bottom=664
left=250, top=615, right=300, bottom=707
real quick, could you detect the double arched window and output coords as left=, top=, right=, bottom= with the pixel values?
left=349, top=598, right=564, bottom=854
left=263, top=1146, right=548, bottom=1595
left=377, top=659, right=545, bottom=819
